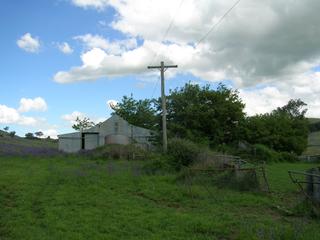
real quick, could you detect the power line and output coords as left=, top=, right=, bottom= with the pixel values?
left=150, top=76, right=160, bottom=99
left=149, top=0, right=185, bottom=98
left=150, top=0, right=185, bottom=65
left=195, top=0, right=242, bottom=47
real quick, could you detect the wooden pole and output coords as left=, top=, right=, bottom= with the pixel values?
left=147, top=62, right=177, bottom=153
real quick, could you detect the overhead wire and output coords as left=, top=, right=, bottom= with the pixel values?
left=149, top=0, right=242, bottom=99
left=149, top=0, right=185, bottom=99
left=195, top=0, right=242, bottom=48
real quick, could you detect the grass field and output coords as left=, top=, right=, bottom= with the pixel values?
left=0, top=156, right=319, bottom=240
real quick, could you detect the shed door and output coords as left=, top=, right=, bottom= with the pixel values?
left=84, top=133, right=99, bottom=150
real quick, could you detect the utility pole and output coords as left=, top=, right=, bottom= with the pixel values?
left=148, top=61, right=178, bottom=152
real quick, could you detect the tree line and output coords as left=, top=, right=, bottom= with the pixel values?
left=112, top=83, right=309, bottom=156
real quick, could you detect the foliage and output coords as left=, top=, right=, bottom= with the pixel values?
left=112, top=85, right=308, bottom=155
left=72, top=117, right=95, bottom=131
left=278, top=152, right=299, bottom=162
left=252, top=144, right=279, bottom=163
left=113, top=83, right=245, bottom=147
left=213, top=170, right=260, bottom=191
left=9, top=131, right=16, bottom=138
left=3, top=126, right=9, bottom=132
left=244, top=99, right=309, bottom=155
left=34, top=131, right=44, bottom=138
left=165, top=83, right=245, bottom=146
left=84, top=144, right=150, bottom=161
left=167, top=138, right=201, bottom=170
left=142, top=153, right=173, bottom=174
left=25, top=132, right=35, bottom=139
left=112, top=94, right=158, bottom=130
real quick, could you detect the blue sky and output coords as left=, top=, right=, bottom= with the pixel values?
left=0, top=0, right=199, bottom=137
left=1, top=0, right=320, bottom=137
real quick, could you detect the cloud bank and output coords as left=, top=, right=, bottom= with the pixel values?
left=61, top=0, right=320, bottom=117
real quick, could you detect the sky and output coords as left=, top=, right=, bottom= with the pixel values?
left=1, top=0, right=320, bottom=138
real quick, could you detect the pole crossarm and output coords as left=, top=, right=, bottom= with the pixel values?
left=148, top=65, right=178, bottom=69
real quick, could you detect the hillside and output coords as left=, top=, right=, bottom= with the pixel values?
left=308, top=118, right=320, bottom=124
left=304, top=118, right=320, bottom=155
left=0, top=133, right=59, bottom=156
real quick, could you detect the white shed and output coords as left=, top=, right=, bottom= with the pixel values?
left=58, top=115, right=154, bottom=153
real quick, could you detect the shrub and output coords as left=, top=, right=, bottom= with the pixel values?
left=278, top=152, right=299, bottom=162
left=142, top=154, right=172, bottom=174
left=9, top=131, right=16, bottom=138
left=214, top=170, right=260, bottom=191
left=253, top=144, right=279, bottom=163
left=84, top=144, right=150, bottom=161
left=167, top=138, right=201, bottom=171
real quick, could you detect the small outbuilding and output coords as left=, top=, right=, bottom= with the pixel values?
left=58, top=115, right=154, bottom=153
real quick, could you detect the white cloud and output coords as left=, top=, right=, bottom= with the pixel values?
left=62, top=0, right=320, bottom=86
left=18, top=97, right=48, bottom=113
left=63, top=0, right=320, bottom=117
left=53, top=41, right=193, bottom=83
left=62, top=111, right=86, bottom=125
left=0, top=104, right=39, bottom=126
left=57, top=42, right=73, bottom=54
left=239, top=87, right=290, bottom=116
left=239, top=71, right=320, bottom=117
left=75, top=34, right=137, bottom=55
left=62, top=111, right=107, bottom=126
left=17, top=33, right=40, bottom=53
left=40, top=129, right=58, bottom=139
left=71, top=0, right=109, bottom=10
left=0, top=105, right=20, bottom=124
left=81, top=48, right=107, bottom=68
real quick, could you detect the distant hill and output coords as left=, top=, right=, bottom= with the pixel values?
left=308, top=118, right=320, bottom=124
left=0, top=133, right=59, bottom=156
left=304, top=118, right=320, bottom=155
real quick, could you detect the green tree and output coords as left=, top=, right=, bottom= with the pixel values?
left=25, top=132, right=34, bottom=139
left=9, top=131, right=16, bottom=138
left=34, top=131, right=44, bottom=138
left=244, top=99, right=308, bottom=155
left=72, top=117, right=95, bottom=131
left=165, top=83, right=245, bottom=146
left=3, top=126, right=9, bottom=132
left=112, top=94, right=158, bottom=130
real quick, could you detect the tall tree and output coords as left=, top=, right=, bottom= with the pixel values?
left=165, top=83, right=245, bottom=146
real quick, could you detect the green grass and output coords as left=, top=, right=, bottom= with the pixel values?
left=0, top=156, right=319, bottom=240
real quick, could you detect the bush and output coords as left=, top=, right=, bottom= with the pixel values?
left=9, top=131, right=16, bottom=138
left=214, top=170, right=260, bottom=191
left=167, top=138, right=201, bottom=171
left=278, top=152, right=299, bottom=162
left=142, top=154, right=172, bottom=174
left=253, top=144, right=279, bottom=163
left=83, top=144, right=149, bottom=160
